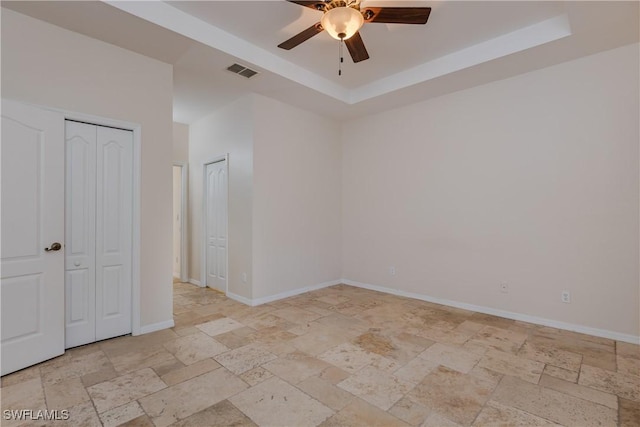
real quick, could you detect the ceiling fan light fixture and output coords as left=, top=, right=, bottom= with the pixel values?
left=321, top=6, right=364, bottom=40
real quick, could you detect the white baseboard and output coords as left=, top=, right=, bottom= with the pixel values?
left=188, top=278, right=202, bottom=287
left=137, top=319, right=175, bottom=335
left=341, top=279, right=640, bottom=345
left=227, top=279, right=341, bottom=307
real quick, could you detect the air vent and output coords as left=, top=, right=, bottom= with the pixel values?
left=226, top=63, right=259, bottom=79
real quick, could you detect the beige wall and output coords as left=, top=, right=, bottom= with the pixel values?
left=252, top=95, right=342, bottom=299
left=189, top=96, right=254, bottom=298
left=2, top=9, right=174, bottom=329
left=342, top=43, right=639, bottom=337
left=173, top=122, right=189, bottom=163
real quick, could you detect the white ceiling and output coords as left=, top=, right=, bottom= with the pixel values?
left=3, top=1, right=638, bottom=123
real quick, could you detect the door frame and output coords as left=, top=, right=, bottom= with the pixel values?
left=173, top=162, right=188, bottom=283
left=61, top=109, right=143, bottom=336
left=201, top=154, right=229, bottom=294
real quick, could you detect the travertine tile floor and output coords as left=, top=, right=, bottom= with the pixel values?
left=2, top=282, right=639, bottom=426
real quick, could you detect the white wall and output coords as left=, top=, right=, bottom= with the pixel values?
left=2, top=9, right=174, bottom=329
left=173, top=122, right=189, bottom=163
left=342, top=43, right=639, bottom=337
left=189, top=96, right=254, bottom=298
left=252, top=95, right=342, bottom=299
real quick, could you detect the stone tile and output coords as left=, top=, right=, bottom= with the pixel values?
left=230, top=377, right=333, bottom=427
left=619, top=398, right=640, bottom=427
left=318, top=366, right=351, bottom=384
left=492, top=375, right=618, bottom=426
left=195, top=317, right=245, bottom=336
left=163, top=332, right=229, bottom=365
left=467, top=365, right=504, bottom=388
left=354, top=330, right=430, bottom=365
left=214, top=329, right=254, bottom=349
left=139, top=368, right=248, bottom=427
left=152, top=358, right=186, bottom=377
left=316, top=313, right=370, bottom=336
left=540, top=374, right=618, bottom=409
left=318, top=342, right=396, bottom=374
left=337, top=366, right=413, bottom=411
left=542, top=364, right=579, bottom=383
left=393, top=356, right=440, bottom=386
left=99, top=401, right=145, bottom=427
left=214, top=343, right=278, bottom=375
left=421, top=413, right=461, bottom=427
left=469, top=313, right=516, bottom=329
left=298, top=376, right=355, bottom=411
left=0, top=377, right=46, bottom=427
left=290, top=326, right=351, bottom=355
left=109, top=345, right=178, bottom=374
left=0, top=364, right=41, bottom=388
left=415, top=326, right=473, bottom=346
left=246, top=326, right=297, bottom=346
left=419, top=343, right=482, bottom=374
left=518, top=341, right=582, bottom=371
left=618, top=355, right=640, bottom=377
left=469, top=326, right=527, bottom=354
left=40, top=350, right=113, bottom=385
left=406, top=366, right=495, bottom=425
left=99, top=329, right=179, bottom=358
left=160, top=358, right=220, bottom=386
left=529, top=334, right=617, bottom=371
left=388, top=396, right=431, bottom=426
left=170, top=400, right=257, bottom=427
left=617, top=341, right=640, bottom=360
left=87, top=368, right=166, bottom=413
left=271, top=306, right=324, bottom=324
left=43, top=377, right=90, bottom=409
left=65, top=400, right=102, bottom=427
left=263, top=350, right=331, bottom=384
left=477, top=349, right=544, bottom=384
left=578, top=364, right=640, bottom=401
left=81, top=366, right=119, bottom=387
left=473, top=400, right=560, bottom=426
left=120, top=414, right=155, bottom=426
left=239, top=367, right=274, bottom=386
left=319, top=398, right=410, bottom=427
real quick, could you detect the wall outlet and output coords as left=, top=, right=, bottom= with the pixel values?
left=241, top=272, right=247, bottom=283
left=561, top=291, right=571, bottom=303
left=389, top=266, right=396, bottom=276
left=500, top=282, right=508, bottom=293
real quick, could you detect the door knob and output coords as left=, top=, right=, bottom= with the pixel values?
left=45, top=242, right=62, bottom=252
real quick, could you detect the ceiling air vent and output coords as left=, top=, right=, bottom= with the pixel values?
left=226, top=63, right=259, bottom=79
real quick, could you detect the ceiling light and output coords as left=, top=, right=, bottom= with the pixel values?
left=321, top=5, right=364, bottom=41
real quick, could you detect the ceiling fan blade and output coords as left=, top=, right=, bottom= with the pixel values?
left=278, top=23, right=324, bottom=50
left=287, top=1, right=326, bottom=11
left=363, top=7, right=431, bottom=24
left=345, top=32, right=369, bottom=63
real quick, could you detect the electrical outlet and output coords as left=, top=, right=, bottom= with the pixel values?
left=561, top=291, right=571, bottom=303
left=500, top=283, right=508, bottom=293
left=389, top=266, right=396, bottom=276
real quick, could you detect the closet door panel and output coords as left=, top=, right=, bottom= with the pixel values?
left=95, top=126, right=132, bottom=340
left=65, top=121, right=96, bottom=348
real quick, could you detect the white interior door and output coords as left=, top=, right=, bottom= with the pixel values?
left=65, top=121, right=97, bottom=348
left=205, top=160, right=227, bottom=292
left=65, top=122, right=132, bottom=347
left=95, top=126, right=133, bottom=341
left=1, top=99, right=65, bottom=375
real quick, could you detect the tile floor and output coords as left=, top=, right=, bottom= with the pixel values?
left=2, top=282, right=639, bottom=427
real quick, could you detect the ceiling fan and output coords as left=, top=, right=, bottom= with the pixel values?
left=278, top=0, right=432, bottom=64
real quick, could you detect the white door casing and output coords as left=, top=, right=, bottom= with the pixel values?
left=65, top=122, right=133, bottom=347
left=173, top=165, right=182, bottom=278
left=204, top=159, right=228, bottom=292
left=1, top=99, right=65, bottom=375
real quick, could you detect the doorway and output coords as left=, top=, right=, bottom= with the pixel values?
left=202, top=157, right=228, bottom=293
left=173, top=162, right=187, bottom=283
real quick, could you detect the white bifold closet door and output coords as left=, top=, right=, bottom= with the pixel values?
left=65, top=121, right=133, bottom=348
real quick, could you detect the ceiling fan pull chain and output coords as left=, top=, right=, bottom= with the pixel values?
left=339, top=37, right=344, bottom=76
